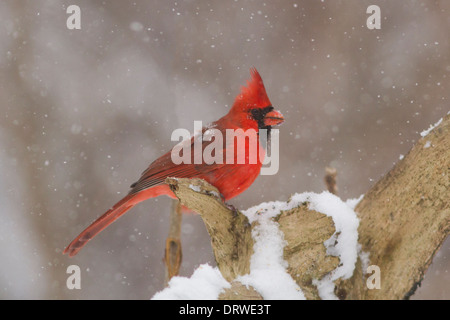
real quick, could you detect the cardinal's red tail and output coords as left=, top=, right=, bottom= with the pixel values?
left=63, top=193, right=138, bottom=257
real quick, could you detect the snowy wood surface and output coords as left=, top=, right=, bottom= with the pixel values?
left=165, top=178, right=359, bottom=300
left=161, top=114, right=449, bottom=300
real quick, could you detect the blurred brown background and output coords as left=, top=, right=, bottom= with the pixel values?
left=0, top=0, right=448, bottom=299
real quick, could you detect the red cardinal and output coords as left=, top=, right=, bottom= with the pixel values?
left=63, top=68, right=284, bottom=257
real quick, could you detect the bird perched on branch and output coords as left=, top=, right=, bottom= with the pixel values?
left=63, top=68, right=284, bottom=257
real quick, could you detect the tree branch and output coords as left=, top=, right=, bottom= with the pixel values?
left=164, top=114, right=449, bottom=299
left=165, top=178, right=340, bottom=300
left=338, top=114, right=450, bottom=299
left=165, top=177, right=254, bottom=282
left=164, top=199, right=183, bottom=286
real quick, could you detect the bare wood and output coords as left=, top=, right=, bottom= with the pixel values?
left=218, top=282, right=263, bottom=300
left=165, top=177, right=254, bottom=282
left=324, top=167, right=338, bottom=195
left=164, top=199, right=183, bottom=286
left=338, top=114, right=450, bottom=299
left=275, top=205, right=339, bottom=299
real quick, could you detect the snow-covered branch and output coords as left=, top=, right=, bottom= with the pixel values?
left=159, top=178, right=360, bottom=300
left=154, top=113, right=449, bottom=300
left=339, top=113, right=450, bottom=299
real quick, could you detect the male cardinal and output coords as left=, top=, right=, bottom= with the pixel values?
left=63, top=68, right=284, bottom=257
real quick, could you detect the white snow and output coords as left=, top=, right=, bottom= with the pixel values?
left=238, top=201, right=306, bottom=300
left=189, top=184, right=220, bottom=199
left=345, top=194, right=364, bottom=210
left=347, top=194, right=371, bottom=275
left=151, top=191, right=360, bottom=300
left=420, top=117, right=443, bottom=137
left=291, top=192, right=360, bottom=299
left=358, top=243, right=371, bottom=275
left=152, top=264, right=230, bottom=300
left=424, top=140, right=431, bottom=148
left=188, top=184, right=201, bottom=192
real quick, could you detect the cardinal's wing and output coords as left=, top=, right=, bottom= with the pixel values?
left=128, top=125, right=228, bottom=195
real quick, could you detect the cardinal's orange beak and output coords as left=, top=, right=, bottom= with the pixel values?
left=264, top=109, right=284, bottom=126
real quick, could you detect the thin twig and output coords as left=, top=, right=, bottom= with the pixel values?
left=324, top=166, right=338, bottom=195
left=164, top=199, right=183, bottom=286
